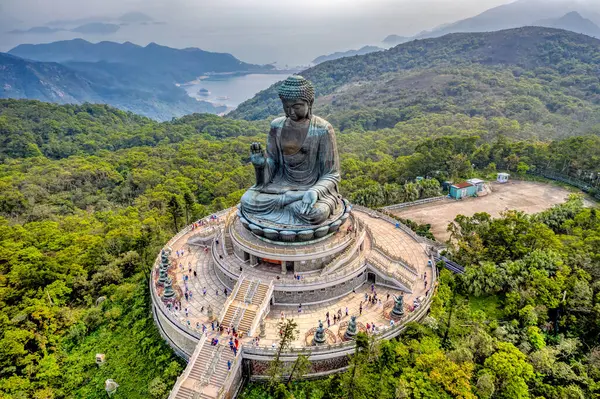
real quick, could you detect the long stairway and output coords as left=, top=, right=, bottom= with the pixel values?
left=169, top=278, right=273, bottom=399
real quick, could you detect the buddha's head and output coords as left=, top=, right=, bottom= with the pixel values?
left=278, top=75, right=314, bottom=122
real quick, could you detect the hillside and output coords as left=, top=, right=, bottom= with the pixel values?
left=3, top=39, right=275, bottom=120
left=229, top=27, right=600, bottom=139
left=0, top=52, right=224, bottom=120
left=0, top=53, right=101, bottom=104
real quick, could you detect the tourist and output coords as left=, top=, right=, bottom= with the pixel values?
left=189, top=291, right=193, bottom=300
left=326, top=311, right=329, bottom=319
left=345, top=307, right=348, bottom=316
left=298, top=304, right=302, bottom=313
left=366, top=322, right=370, bottom=332
left=219, top=254, right=223, bottom=260
left=224, top=288, right=228, bottom=296
left=203, top=287, right=207, bottom=296
left=227, top=360, right=231, bottom=370
left=185, top=307, right=188, bottom=317
left=359, top=302, right=363, bottom=315
left=371, top=283, right=374, bottom=293
left=364, top=293, right=368, bottom=301
left=386, top=293, right=390, bottom=301
left=390, top=319, right=395, bottom=326
left=327, top=319, right=331, bottom=328
left=193, top=270, right=197, bottom=277
left=216, top=289, right=219, bottom=296
left=201, top=306, right=204, bottom=312
left=181, top=250, right=185, bottom=256
left=185, top=292, right=189, bottom=301
left=333, top=315, right=337, bottom=324
left=202, top=324, right=206, bottom=333
left=338, top=309, right=342, bottom=319
left=424, top=280, right=428, bottom=289
left=378, top=299, right=382, bottom=308
left=211, top=321, right=215, bottom=331
left=196, top=322, right=200, bottom=329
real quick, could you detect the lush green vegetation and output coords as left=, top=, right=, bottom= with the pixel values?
left=2, top=26, right=600, bottom=399
left=231, top=27, right=600, bottom=139
left=242, top=196, right=600, bottom=399
left=0, top=98, right=598, bottom=398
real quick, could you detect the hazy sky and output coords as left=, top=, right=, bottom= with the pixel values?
left=0, top=0, right=524, bottom=65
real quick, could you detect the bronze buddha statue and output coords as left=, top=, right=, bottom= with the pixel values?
left=239, top=76, right=345, bottom=238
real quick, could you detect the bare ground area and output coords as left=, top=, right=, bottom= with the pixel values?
left=392, top=181, right=594, bottom=242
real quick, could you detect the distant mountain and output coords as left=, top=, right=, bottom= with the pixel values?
left=535, top=11, right=600, bottom=38
left=0, top=53, right=100, bottom=104
left=0, top=51, right=225, bottom=120
left=71, top=23, right=120, bottom=34
left=383, top=0, right=600, bottom=43
left=9, top=39, right=273, bottom=83
left=231, top=27, right=600, bottom=140
left=312, top=46, right=383, bottom=64
left=4, top=39, right=273, bottom=120
left=382, top=35, right=411, bottom=47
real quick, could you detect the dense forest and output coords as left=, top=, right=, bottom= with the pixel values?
left=0, top=99, right=598, bottom=398
left=230, top=27, right=600, bottom=139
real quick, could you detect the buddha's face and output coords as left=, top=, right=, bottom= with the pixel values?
left=282, top=99, right=310, bottom=122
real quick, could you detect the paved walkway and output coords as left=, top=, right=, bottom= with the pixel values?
left=162, top=208, right=434, bottom=398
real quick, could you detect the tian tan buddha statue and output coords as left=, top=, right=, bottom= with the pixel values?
left=239, top=76, right=348, bottom=242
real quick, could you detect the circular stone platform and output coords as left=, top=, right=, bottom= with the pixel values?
left=150, top=205, right=437, bottom=398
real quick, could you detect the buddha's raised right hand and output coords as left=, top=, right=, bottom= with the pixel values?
left=250, top=142, right=266, bottom=167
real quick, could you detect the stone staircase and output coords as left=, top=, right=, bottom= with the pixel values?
left=221, top=279, right=269, bottom=335
left=169, top=278, right=273, bottom=399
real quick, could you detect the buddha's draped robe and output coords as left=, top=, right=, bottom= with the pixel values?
left=240, top=115, right=341, bottom=226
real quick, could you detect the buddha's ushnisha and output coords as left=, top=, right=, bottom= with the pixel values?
left=240, top=75, right=342, bottom=227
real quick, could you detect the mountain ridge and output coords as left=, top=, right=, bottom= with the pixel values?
left=0, top=51, right=225, bottom=120
left=383, top=0, right=600, bottom=45
left=3, top=38, right=274, bottom=120
left=229, top=27, right=600, bottom=139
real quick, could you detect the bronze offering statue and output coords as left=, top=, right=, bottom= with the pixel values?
left=239, top=76, right=349, bottom=242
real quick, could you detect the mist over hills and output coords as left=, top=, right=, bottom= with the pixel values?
left=2, top=39, right=274, bottom=120
left=535, top=11, right=600, bottom=38
left=383, top=0, right=600, bottom=46
left=312, top=46, right=383, bottom=65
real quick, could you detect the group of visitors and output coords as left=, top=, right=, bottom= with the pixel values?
left=324, top=308, right=346, bottom=327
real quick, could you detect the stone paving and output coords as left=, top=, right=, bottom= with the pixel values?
left=354, top=211, right=430, bottom=269
left=161, top=208, right=434, bottom=398
left=168, top=227, right=228, bottom=334
left=161, top=209, right=433, bottom=348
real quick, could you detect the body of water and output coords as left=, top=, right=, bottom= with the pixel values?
left=182, top=73, right=291, bottom=113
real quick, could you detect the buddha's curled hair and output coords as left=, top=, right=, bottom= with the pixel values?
left=278, top=75, right=315, bottom=104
